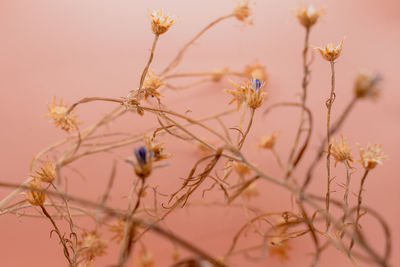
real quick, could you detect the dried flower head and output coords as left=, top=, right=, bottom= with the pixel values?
left=243, top=62, right=267, bottom=80
left=225, top=78, right=267, bottom=110
left=258, top=131, right=280, bottom=149
left=295, top=5, right=325, bottom=28
left=127, top=146, right=153, bottom=179
left=136, top=250, right=154, bottom=267
left=315, top=38, right=344, bottom=62
left=354, top=71, right=382, bottom=99
left=359, top=144, right=387, bottom=170
left=31, top=157, right=56, bottom=183
left=234, top=0, right=253, bottom=24
left=143, top=71, right=164, bottom=99
left=232, top=161, right=251, bottom=176
left=149, top=9, right=175, bottom=35
left=225, top=80, right=248, bottom=110
left=45, top=97, right=80, bottom=132
left=330, top=135, right=353, bottom=167
left=25, top=179, right=45, bottom=206
left=78, top=231, right=107, bottom=261
left=246, top=78, right=267, bottom=109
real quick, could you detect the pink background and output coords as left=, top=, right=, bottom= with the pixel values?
left=0, top=0, right=399, bottom=266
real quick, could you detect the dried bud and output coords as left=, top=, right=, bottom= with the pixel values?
left=315, top=38, right=344, bottom=62
left=330, top=135, right=353, bottom=167
left=211, top=67, right=229, bottom=82
left=359, top=144, right=387, bottom=170
left=295, top=5, right=325, bottom=28
left=25, top=179, right=45, bottom=206
left=354, top=71, right=382, bottom=99
left=149, top=9, right=175, bottom=35
left=258, top=131, right=279, bottom=149
left=232, top=161, right=251, bottom=176
left=234, top=0, right=252, bottom=24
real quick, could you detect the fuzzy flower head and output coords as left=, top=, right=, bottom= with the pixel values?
left=354, top=71, right=382, bottom=99
left=45, top=97, right=80, bottom=132
left=78, top=231, right=107, bottom=262
left=295, top=5, right=325, bottom=28
left=127, top=146, right=153, bottom=179
left=149, top=9, right=175, bottom=35
left=330, top=135, right=353, bottom=167
left=31, top=157, right=56, bottom=183
left=315, top=38, right=344, bottom=62
left=259, top=131, right=280, bottom=149
left=25, top=179, right=46, bottom=206
left=143, top=71, right=164, bottom=99
left=234, top=0, right=253, bottom=24
left=243, top=62, right=268, bottom=81
left=359, top=144, right=387, bottom=170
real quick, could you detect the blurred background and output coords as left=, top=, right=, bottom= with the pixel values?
left=0, top=0, right=399, bottom=266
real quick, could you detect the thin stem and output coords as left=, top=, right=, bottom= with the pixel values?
left=325, top=60, right=336, bottom=232
left=161, top=14, right=234, bottom=75
left=40, top=204, right=73, bottom=265
left=288, top=27, right=310, bottom=169
left=349, top=169, right=369, bottom=250
left=303, top=96, right=357, bottom=190
left=238, top=108, right=255, bottom=150
left=139, top=34, right=160, bottom=90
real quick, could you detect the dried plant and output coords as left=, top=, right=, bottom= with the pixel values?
left=0, top=2, right=393, bottom=267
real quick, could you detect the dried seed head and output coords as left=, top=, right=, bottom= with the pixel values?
left=359, top=144, right=387, bottom=170
left=143, top=71, right=164, bottom=99
left=78, top=231, right=107, bottom=261
left=354, top=71, right=382, bottom=99
left=149, top=9, right=175, bottom=35
left=109, top=219, right=126, bottom=243
left=315, top=38, right=344, bottom=62
left=32, top=157, right=56, bottom=183
left=232, top=161, right=251, bottom=176
left=234, top=0, right=252, bottom=24
left=243, top=62, right=267, bottom=81
left=330, top=135, right=353, bottom=167
left=295, top=5, right=325, bottom=28
left=45, top=97, right=80, bottom=132
left=258, top=131, right=280, bottom=149
left=246, top=78, right=267, bottom=109
left=25, top=179, right=46, bottom=206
